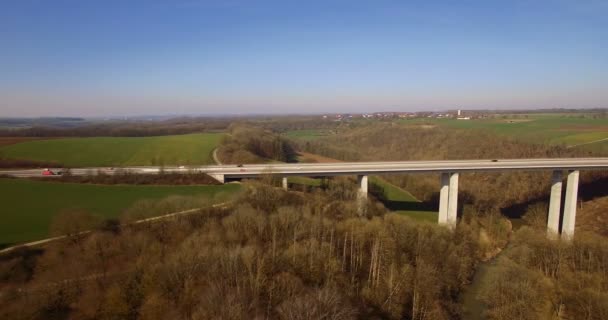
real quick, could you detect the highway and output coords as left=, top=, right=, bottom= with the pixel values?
left=2, top=158, right=608, bottom=180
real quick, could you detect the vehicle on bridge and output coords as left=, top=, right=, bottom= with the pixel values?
left=42, top=168, right=62, bottom=176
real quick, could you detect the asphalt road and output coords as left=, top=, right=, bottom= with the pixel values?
left=2, top=158, right=608, bottom=179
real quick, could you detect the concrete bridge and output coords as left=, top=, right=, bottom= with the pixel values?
left=4, top=158, right=608, bottom=238
left=207, top=158, right=608, bottom=239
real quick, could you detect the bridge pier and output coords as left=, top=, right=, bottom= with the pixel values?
left=438, top=172, right=458, bottom=228
left=547, top=170, right=563, bottom=237
left=357, top=175, right=368, bottom=215
left=447, top=172, right=459, bottom=227
left=438, top=173, right=450, bottom=225
left=282, top=177, right=288, bottom=190
left=561, top=170, right=579, bottom=239
left=357, top=175, right=368, bottom=199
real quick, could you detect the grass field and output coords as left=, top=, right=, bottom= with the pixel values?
left=402, top=114, right=608, bottom=148
left=370, top=177, right=438, bottom=223
left=0, top=133, right=223, bottom=167
left=284, top=129, right=332, bottom=141
left=0, top=178, right=241, bottom=245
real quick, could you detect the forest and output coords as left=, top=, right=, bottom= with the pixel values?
left=0, top=181, right=511, bottom=320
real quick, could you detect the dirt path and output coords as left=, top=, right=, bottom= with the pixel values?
left=212, top=148, right=223, bottom=165
left=567, top=137, right=608, bottom=148
left=460, top=254, right=501, bottom=320
left=0, top=202, right=230, bottom=255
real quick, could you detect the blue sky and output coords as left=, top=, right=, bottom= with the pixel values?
left=1, top=0, right=607, bottom=116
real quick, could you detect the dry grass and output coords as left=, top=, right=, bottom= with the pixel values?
left=296, top=151, right=342, bottom=163
left=0, top=137, right=54, bottom=147
left=577, top=196, right=608, bottom=236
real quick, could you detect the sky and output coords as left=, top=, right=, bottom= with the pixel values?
left=1, top=0, right=607, bottom=117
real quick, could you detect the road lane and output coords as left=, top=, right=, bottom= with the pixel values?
left=2, top=158, right=608, bottom=179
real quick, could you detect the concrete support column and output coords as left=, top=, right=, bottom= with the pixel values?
left=357, top=175, right=368, bottom=216
left=438, top=173, right=450, bottom=225
left=357, top=175, right=368, bottom=199
left=547, top=170, right=563, bottom=237
left=447, top=172, right=459, bottom=227
left=282, top=177, right=288, bottom=190
left=562, top=170, right=580, bottom=240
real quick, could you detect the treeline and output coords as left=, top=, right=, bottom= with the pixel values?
left=296, top=123, right=602, bottom=212
left=218, top=124, right=297, bottom=164
left=241, top=116, right=343, bottom=133
left=30, top=171, right=220, bottom=185
left=0, top=116, right=342, bottom=138
left=480, top=227, right=608, bottom=320
left=0, top=157, right=62, bottom=169
left=0, top=118, right=232, bottom=137
left=0, top=181, right=510, bottom=320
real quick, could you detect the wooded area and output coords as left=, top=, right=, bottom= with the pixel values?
left=218, top=124, right=297, bottom=164
left=0, top=181, right=511, bottom=320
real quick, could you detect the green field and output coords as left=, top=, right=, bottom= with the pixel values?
left=402, top=114, right=608, bottom=148
left=0, top=179, right=241, bottom=245
left=284, top=129, right=331, bottom=141
left=287, top=176, right=323, bottom=187
left=0, top=133, right=223, bottom=167
left=370, top=177, right=438, bottom=223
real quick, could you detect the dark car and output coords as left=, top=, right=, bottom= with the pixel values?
left=237, top=164, right=244, bottom=167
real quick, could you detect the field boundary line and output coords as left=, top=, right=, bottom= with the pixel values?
left=567, top=137, right=608, bottom=148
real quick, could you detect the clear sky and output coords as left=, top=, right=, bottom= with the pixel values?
left=1, top=0, right=607, bottom=117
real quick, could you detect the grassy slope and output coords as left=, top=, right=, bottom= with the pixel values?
left=286, top=176, right=438, bottom=222
left=0, top=133, right=223, bottom=167
left=370, top=177, right=438, bottom=223
left=0, top=178, right=241, bottom=245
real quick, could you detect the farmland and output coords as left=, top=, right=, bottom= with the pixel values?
left=0, top=133, right=223, bottom=167
left=403, top=114, right=608, bottom=149
left=0, top=178, right=241, bottom=245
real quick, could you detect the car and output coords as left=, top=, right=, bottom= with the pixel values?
left=237, top=164, right=244, bottom=167
left=178, top=165, right=185, bottom=169
left=42, top=168, right=55, bottom=176
left=491, top=159, right=498, bottom=162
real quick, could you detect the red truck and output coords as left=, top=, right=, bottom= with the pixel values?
left=42, top=168, right=61, bottom=176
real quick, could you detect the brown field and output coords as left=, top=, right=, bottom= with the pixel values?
left=0, top=137, right=55, bottom=147
left=296, top=151, right=342, bottom=163
left=577, top=196, right=608, bottom=236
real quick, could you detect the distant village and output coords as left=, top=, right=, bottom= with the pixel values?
left=321, top=109, right=478, bottom=121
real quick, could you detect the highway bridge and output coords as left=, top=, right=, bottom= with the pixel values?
left=4, top=157, right=608, bottom=239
